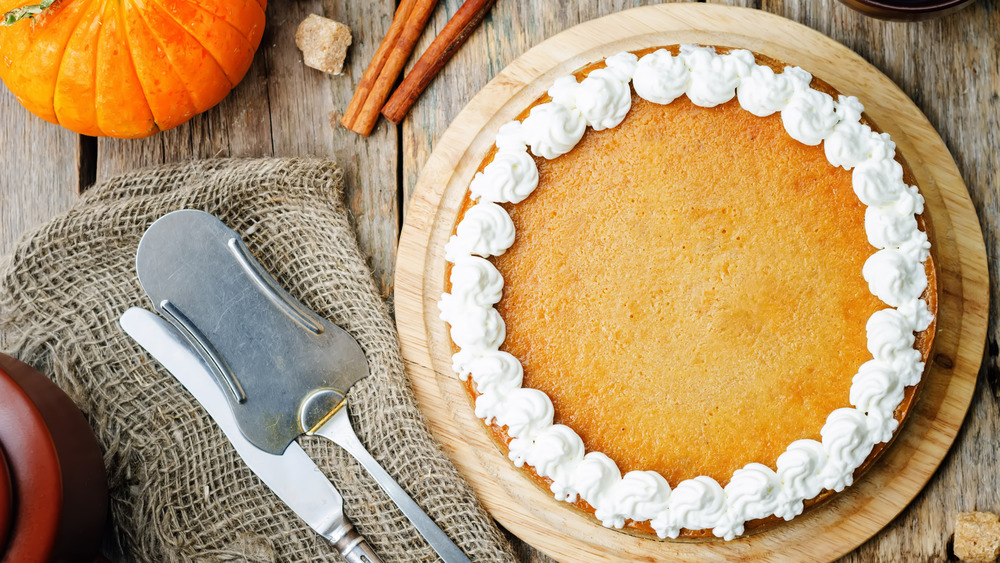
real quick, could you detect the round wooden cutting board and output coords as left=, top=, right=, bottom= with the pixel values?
left=394, top=4, right=988, bottom=561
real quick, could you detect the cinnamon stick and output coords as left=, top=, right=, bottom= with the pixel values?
left=344, top=0, right=440, bottom=136
left=341, top=0, right=418, bottom=130
left=382, top=0, right=497, bottom=124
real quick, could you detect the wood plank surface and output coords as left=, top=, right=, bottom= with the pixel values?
left=0, top=85, right=81, bottom=352
left=0, top=89, right=80, bottom=261
left=0, top=0, right=997, bottom=560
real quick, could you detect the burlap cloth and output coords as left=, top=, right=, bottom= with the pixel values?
left=0, top=158, right=517, bottom=562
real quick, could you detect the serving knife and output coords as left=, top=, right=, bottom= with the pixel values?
left=119, top=307, right=381, bottom=563
left=130, top=210, right=470, bottom=563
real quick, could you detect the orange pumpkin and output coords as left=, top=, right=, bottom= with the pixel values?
left=0, top=0, right=266, bottom=138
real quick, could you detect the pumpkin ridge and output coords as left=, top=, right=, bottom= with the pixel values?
left=45, top=65, right=71, bottom=126
left=46, top=0, right=92, bottom=127
left=93, top=0, right=157, bottom=137
left=51, top=0, right=104, bottom=135
left=1, top=0, right=90, bottom=123
left=150, top=0, right=255, bottom=87
left=173, top=0, right=263, bottom=50
left=128, top=0, right=227, bottom=116
left=122, top=0, right=198, bottom=130
left=115, top=0, right=165, bottom=134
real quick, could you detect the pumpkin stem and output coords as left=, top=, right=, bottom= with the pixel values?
left=1, top=0, right=55, bottom=25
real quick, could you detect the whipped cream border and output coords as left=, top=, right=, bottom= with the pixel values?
left=439, top=45, right=934, bottom=541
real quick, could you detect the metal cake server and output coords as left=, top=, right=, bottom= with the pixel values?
left=120, top=307, right=381, bottom=563
left=133, top=210, right=469, bottom=563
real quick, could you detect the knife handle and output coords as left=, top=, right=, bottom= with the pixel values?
left=333, top=526, right=382, bottom=563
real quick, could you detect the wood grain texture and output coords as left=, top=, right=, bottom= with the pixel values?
left=266, top=0, right=400, bottom=299
left=0, top=88, right=80, bottom=261
left=394, top=4, right=989, bottom=561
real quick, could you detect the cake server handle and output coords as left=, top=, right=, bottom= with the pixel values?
left=309, top=407, right=471, bottom=563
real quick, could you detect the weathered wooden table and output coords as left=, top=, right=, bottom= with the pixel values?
left=1, top=1, right=996, bottom=561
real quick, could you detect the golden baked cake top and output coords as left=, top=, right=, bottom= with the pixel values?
left=439, top=45, right=935, bottom=540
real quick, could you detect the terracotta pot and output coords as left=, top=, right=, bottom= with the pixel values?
left=0, top=353, right=108, bottom=562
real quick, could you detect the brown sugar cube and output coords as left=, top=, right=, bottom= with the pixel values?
left=295, top=14, right=352, bottom=75
left=955, top=512, right=1000, bottom=563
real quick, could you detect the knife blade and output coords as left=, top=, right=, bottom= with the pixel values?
left=119, top=307, right=381, bottom=563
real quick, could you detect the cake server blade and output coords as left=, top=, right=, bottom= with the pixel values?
left=134, top=209, right=370, bottom=456
left=132, top=210, right=471, bottom=563
left=119, top=307, right=381, bottom=563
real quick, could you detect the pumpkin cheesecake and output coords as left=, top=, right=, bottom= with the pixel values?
left=439, top=45, right=936, bottom=540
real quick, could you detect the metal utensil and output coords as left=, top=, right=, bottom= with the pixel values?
left=133, top=210, right=470, bottom=563
left=120, top=307, right=381, bottom=563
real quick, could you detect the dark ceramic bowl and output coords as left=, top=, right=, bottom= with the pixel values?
left=838, top=0, right=975, bottom=20
left=0, top=354, right=108, bottom=563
